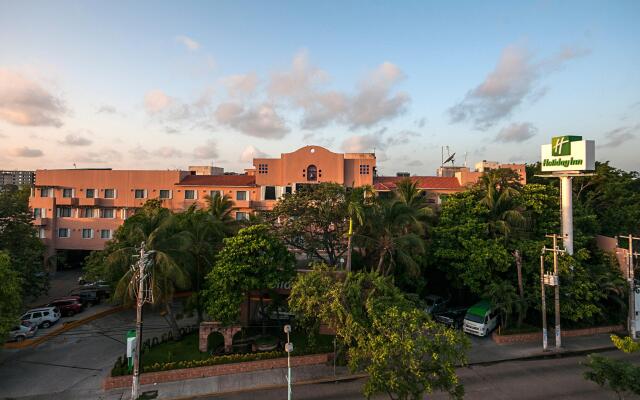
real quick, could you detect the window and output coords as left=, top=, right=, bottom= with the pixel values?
left=307, top=165, right=317, bottom=181
left=100, top=208, right=115, bottom=218
left=209, top=190, right=222, bottom=199
left=57, top=207, right=72, bottom=218
left=38, top=228, right=46, bottom=239
left=285, top=186, right=292, bottom=195
left=134, top=189, right=146, bottom=199
left=33, top=208, right=43, bottom=218
left=236, top=191, right=247, bottom=201
left=40, top=188, right=50, bottom=197
left=184, top=190, right=196, bottom=200
left=359, top=164, right=370, bottom=175
left=62, top=188, right=73, bottom=198
left=235, top=212, right=248, bottom=221
left=264, top=186, right=276, bottom=200
left=81, top=229, right=93, bottom=239
left=79, top=208, right=94, bottom=218
left=159, top=190, right=171, bottom=199
left=258, top=163, right=268, bottom=174
left=100, top=229, right=112, bottom=239
left=104, top=189, right=115, bottom=199
left=86, top=189, right=95, bottom=198
left=32, top=312, right=42, bottom=318
left=58, top=228, right=70, bottom=238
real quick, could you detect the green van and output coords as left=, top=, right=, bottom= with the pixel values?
left=462, top=300, right=498, bottom=337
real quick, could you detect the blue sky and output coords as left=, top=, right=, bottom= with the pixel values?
left=1, top=0, right=638, bottom=175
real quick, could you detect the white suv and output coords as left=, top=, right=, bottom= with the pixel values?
left=21, top=307, right=61, bottom=329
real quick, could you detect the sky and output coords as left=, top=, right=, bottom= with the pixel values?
left=0, top=0, right=639, bottom=176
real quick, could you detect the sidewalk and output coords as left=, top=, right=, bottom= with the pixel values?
left=466, top=332, right=616, bottom=365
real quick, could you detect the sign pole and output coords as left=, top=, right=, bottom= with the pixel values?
left=552, top=234, right=561, bottom=349
left=540, top=254, right=548, bottom=351
left=560, top=176, right=574, bottom=255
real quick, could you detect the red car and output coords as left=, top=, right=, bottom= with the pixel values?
left=47, top=296, right=84, bottom=317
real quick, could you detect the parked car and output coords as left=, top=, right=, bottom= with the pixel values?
left=8, top=321, right=38, bottom=342
left=68, top=289, right=101, bottom=306
left=463, top=300, right=499, bottom=337
left=47, top=296, right=84, bottom=317
left=21, top=307, right=61, bottom=329
left=433, top=307, right=467, bottom=330
left=424, top=295, right=449, bottom=314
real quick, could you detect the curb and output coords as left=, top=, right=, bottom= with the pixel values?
left=3, top=306, right=124, bottom=350
left=466, top=344, right=617, bottom=367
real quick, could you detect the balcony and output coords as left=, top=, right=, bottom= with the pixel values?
left=33, top=217, right=50, bottom=226
left=249, top=200, right=276, bottom=211
left=56, top=197, right=79, bottom=206
left=78, top=197, right=97, bottom=206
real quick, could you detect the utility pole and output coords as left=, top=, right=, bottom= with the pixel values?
left=284, top=324, right=293, bottom=400
left=540, top=254, right=548, bottom=351
left=131, top=243, right=154, bottom=400
left=619, top=235, right=640, bottom=339
left=542, top=234, right=565, bottom=350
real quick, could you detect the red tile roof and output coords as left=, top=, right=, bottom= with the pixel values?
left=373, top=176, right=462, bottom=191
left=177, top=174, right=256, bottom=187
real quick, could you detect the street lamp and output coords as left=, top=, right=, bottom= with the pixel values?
left=284, top=324, right=293, bottom=400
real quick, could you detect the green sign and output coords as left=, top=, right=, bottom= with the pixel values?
left=551, top=135, right=582, bottom=156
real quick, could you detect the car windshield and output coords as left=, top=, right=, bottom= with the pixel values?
left=465, top=313, right=485, bottom=323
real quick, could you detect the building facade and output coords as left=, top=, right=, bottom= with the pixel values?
left=1, top=170, right=35, bottom=186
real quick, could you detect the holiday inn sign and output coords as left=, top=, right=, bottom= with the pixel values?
left=540, top=135, right=595, bottom=172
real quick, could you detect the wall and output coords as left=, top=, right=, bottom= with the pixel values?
left=491, top=325, right=624, bottom=345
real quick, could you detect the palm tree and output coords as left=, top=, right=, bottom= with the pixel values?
left=361, top=199, right=425, bottom=277
left=479, top=170, right=526, bottom=240
left=205, top=192, right=235, bottom=225
left=110, top=201, right=191, bottom=339
left=345, top=185, right=374, bottom=272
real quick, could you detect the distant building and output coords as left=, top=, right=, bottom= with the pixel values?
left=0, top=170, right=35, bottom=186
left=437, top=161, right=526, bottom=186
left=373, top=175, right=465, bottom=205
left=188, top=165, right=224, bottom=176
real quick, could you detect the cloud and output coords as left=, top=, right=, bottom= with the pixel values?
left=144, top=90, right=173, bottom=114
left=385, top=129, right=420, bottom=146
left=0, top=68, right=66, bottom=127
left=215, top=102, right=289, bottom=139
left=240, top=145, right=269, bottom=163
left=193, top=139, right=219, bottom=159
left=59, top=133, right=92, bottom=146
left=267, top=50, right=409, bottom=130
left=341, top=133, right=383, bottom=153
left=407, top=160, right=423, bottom=167
left=144, top=89, right=212, bottom=126
left=415, top=117, right=427, bottom=128
left=494, top=122, right=537, bottom=143
left=175, top=35, right=200, bottom=51
left=129, top=145, right=184, bottom=159
left=302, top=131, right=335, bottom=148
left=75, top=149, right=122, bottom=164
left=448, top=44, right=587, bottom=130
left=222, top=73, right=259, bottom=98
left=9, top=146, right=43, bottom=157
left=601, top=125, right=638, bottom=148
left=97, top=105, right=117, bottom=114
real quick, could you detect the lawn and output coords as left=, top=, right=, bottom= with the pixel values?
left=141, top=332, right=223, bottom=367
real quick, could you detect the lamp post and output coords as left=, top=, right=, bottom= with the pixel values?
left=284, top=324, right=293, bottom=400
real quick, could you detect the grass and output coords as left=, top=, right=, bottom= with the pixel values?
left=141, top=332, right=223, bottom=367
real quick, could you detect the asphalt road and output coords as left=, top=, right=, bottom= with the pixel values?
left=200, top=350, right=640, bottom=400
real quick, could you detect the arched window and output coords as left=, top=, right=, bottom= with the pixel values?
left=307, top=164, right=317, bottom=181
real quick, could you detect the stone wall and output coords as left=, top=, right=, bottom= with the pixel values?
left=103, top=353, right=331, bottom=390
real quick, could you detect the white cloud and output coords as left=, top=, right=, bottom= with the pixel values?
left=407, top=160, right=423, bottom=167
left=59, top=133, right=92, bottom=146
left=129, top=145, right=184, bottom=159
left=222, top=73, right=259, bottom=98
left=385, top=129, right=420, bottom=146
left=175, top=35, right=200, bottom=51
left=494, top=122, right=537, bottom=143
left=9, top=146, right=43, bottom=157
left=0, top=68, right=66, bottom=127
left=97, top=105, right=117, bottom=114
left=341, top=133, right=383, bottom=153
left=144, top=90, right=173, bottom=114
left=75, top=149, right=122, bottom=164
left=215, top=102, right=289, bottom=139
left=449, top=44, right=587, bottom=130
left=601, top=124, right=638, bottom=148
left=240, top=145, right=269, bottom=163
left=193, top=139, right=219, bottom=159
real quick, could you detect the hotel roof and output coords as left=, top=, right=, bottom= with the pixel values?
left=373, top=176, right=462, bottom=191
left=177, top=174, right=256, bottom=187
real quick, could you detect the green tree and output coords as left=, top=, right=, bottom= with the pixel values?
left=203, top=224, right=295, bottom=325
left=108, top=200, right=191, bottom=339
left=0, top=185, right=46, bottom=299
left=205, top=192, right=237, bottom=234
left=584, top=334, right=640, bottom=399
left=289, top=266, right=468, bottom=400
left=270, top=183, right=351, bottom=266
left=0, top=252, right=22, bottom=344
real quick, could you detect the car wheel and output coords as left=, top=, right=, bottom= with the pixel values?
left=16, top=336, right=25, bottom=342
left=41, top=321, right=51, bottom=329
left=67, top=310, right=75, bottom=317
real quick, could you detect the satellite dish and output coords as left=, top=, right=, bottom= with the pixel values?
left=443, top=153, right=456, bottom=165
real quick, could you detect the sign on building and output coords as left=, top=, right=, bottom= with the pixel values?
left=540, top=136, right=595, bottom=172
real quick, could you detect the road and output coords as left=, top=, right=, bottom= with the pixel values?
left=198, top=350, right=640, bottom=400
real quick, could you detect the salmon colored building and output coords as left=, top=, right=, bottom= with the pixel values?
left=29, top=145, right=376, bottom=266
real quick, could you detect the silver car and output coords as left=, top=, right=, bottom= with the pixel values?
left=8, top=321, right=38, bottom=342
left=21, top=306, right=61, bottom=329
